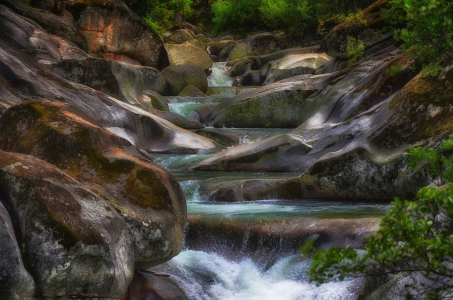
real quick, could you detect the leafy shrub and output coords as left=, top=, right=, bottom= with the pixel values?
left=342, top=37, right=365, bottom=66
left=384, top=0, right=453, bottom=72
left=302, top=185, right=453, bottom=299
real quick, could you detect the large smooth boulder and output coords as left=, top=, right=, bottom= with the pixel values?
left=165, top=43, right=213, bottom=71
left=228, top=32, right=288, bottom=61
left=0, top=202, right=35, bottom=299
left=65, top=0, right=169, bottom=69
left=167, top=29, right=194, bottom=44
left=0, top=149, right=134, bottom=298
left=195, top=72, right=338, bottom=128
left=0, top=8, right=223, bottom=154
left=53, top=57, right=169, bottom=103
left=2, top=0, right=88, bottom=50
left=162, top=64, right=208, bottom=96
left=263, top=53, right=333, bottom=85
left=0, top=101, right=188, bottom=269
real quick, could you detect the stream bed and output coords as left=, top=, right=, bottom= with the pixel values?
left=152, top=63, right=389, bottom=300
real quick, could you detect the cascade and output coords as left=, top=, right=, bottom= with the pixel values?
left=152, top=58, right=390, bottom=300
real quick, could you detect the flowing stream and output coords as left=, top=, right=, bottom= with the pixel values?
left=152, top=63, right=389, bottom=300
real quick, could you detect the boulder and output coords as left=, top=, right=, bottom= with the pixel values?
left=195, top=72, right=338, bottom=128
left=65, top=0, right=169, bottom=69
left=195, top=128, right=240, bottom=147
left=172, top=22, right=198, bottom=35
left=162, top=64, right=208, bottom=96
left=194, top=33, right=209, bottom=44
left=147, top=91, right=169, bottom=111
left=320, top=0, right=394, bottom=59
left=167, top=29, right=194, bottom=44
left=155, top=111, right=205, bottom=129
left=53, top=57, right=169, bottom=103
left=126, top=272, right=187, bottom=300
left=0, top=201, right=35, bottom=299
left=0, top=101, right=188, bottom=269
left=184, top=39, right=205, bottom=50
left=228, top=32, right=288, bottom=61
left=207, top=40, right=238, bottom=56
left=177, top=85, right=206, bottom=97
left=0, top=12, right=223, bottom=154
left=228, top=46, right=320, bottom=79
left=263, top=53, right=332, bottom=85
left=165, top=43, right=213, bottom=71
left=2, top=0, right=88, bottom=50
left=0, top=149, right=134, bottom=298
left=218, top=44, right=237, bottom=62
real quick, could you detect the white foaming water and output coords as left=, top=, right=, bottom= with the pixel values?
left=180, top=180, right=203, bottom=202
left=156, top=250, right=363, bottom=300
left=208, top=62, right=233, bottom=87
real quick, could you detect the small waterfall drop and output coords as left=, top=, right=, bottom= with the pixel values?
left=155, top=250, right=364, bottom=300
left=208, top=62, right=233, bottom=87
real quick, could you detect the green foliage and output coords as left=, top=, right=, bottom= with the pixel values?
left=385, top=0, right=453, bottom=70
left=408, top=136, right=453, bottom=185
left=302, top=186, right=453, bottom=299
left=211, top=0, right=375, bottom=35
left=342, top=37, right=365, bottom=66
left=333, top=11, right=367, bottom=28
left=143, top=15, right=165, bottom=36
left=259, top=0, right=313, bottom=36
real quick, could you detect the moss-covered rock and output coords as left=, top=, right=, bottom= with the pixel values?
left=0, top=149, right=134, bottom=298
left=167, top=29, right=194, bottom=44
left=195, top=128, right=240, bottom=147
left=162, top=64, right=208, bottom=95
left=228, top=32, right=288, bottom=61
left=177, top=85, right=206, bottom=97
left=207, top=40, right=238, bottom=56
left=165, top=43, right=213, bottom=71
left=0, top=101, right=187, bottom=270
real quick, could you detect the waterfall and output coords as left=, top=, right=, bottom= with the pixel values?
left=208, top=62, right=233, bottom=87
left=154, top=250, right=364, bottom=300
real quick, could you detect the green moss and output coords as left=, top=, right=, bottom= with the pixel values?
left=124, top=168, right=172, bottom=211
